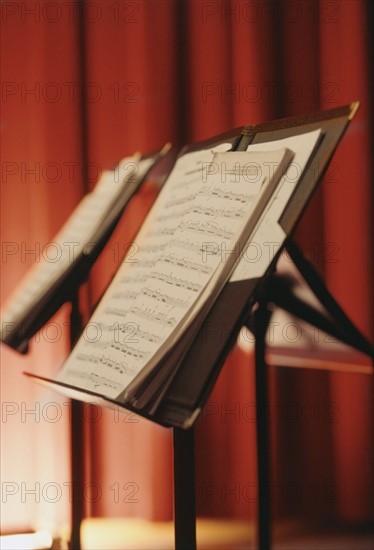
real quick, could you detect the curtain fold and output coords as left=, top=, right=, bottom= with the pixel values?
left=1, top=0, right=372, bottom=533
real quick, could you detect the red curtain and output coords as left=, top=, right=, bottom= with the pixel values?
left=1, top=0, right=372, bottom=534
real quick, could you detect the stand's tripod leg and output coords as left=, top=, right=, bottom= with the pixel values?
left=173, top=427, right=197, bottom=550
left=254, top=304, right=272, bottom=550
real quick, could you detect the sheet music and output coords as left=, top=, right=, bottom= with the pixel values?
left=56, top=144, right=234, bottom=393
left=230, top=129, right=322, bottom=281
left=57, top=147, right=292, bottom=399
left=0, top=155, right=153, bottom=335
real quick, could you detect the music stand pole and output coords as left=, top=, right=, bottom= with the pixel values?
left=173, top=427, right=197, bottom=550
left=68, top=288, right=85, bottom=550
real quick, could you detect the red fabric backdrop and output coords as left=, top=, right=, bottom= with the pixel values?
left=1, top=0, right=372, bottom=535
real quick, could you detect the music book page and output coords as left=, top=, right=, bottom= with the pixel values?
left=57, top=146, right=293, bottom=402
left=124, top=148, right=294, bottom=407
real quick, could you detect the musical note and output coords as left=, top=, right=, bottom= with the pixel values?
left=191, top=205, right=246, bottom=219
left=200, top=186, right=251, bottom=204
left=129, top=304, right=178, bottom=327
left=179, top=220, right=234, bottom=240
left=141, top=285, right=191, bottom=308
left=69, top=368, right=122, bottom=390
left=150, top=271, right=202, bottom=292
left=161, top=253, right=212, bottom=275
left=110, top=343, right=151, bottom=361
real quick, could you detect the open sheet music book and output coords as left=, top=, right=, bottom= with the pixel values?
left=55, top=146, right=295, bottom=408
left=4, top=103, right=365, bottom=427
left=27, top=126, right=324, bottom=413
left=0, top=150, right=164, bottom=353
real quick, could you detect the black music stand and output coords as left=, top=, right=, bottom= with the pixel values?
left=173, top=428, right=197, bottom=550
left=17, top=104, right=374, bottom=550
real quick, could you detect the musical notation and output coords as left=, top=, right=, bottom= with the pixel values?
left=150, top=271, right=202, bottom=293
left=179, top=220, right=234, bottom=240
left=129, top=304, right=178, bottom=327
left=120, top=273, right=149, bottom=285
left=134, top=328, right=162, bottom=344
left=141, top=285, right=191, bottom=309
left=169, top=238, right=205, bottom=254
left=100, top=353, right=137, bottom=375
left=161, top=253, right=212, bottom=275
left=200, top=186, right=251, bottom=204
left=153, top=226, right=177, bottom=237
left=103, top=306, right=131, bottom=319
left=69, top=364, right=123, bottom=390
left=107, top=322, right=163, bottom=345
left=110, top=343, right=150, bottom=361
left=191, top=205, right=246, bottom=219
